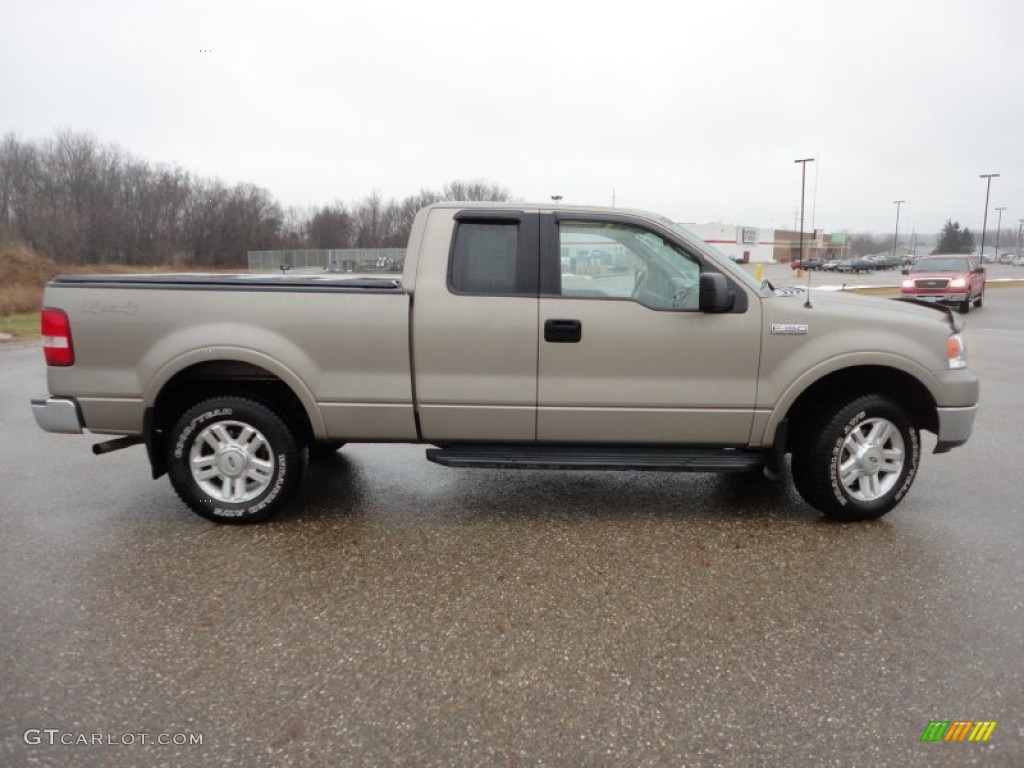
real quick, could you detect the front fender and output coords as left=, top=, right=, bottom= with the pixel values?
left=757, top=352, right=943, bottom=447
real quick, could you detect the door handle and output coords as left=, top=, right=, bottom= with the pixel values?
left=544, top=319, right=582, bottom=343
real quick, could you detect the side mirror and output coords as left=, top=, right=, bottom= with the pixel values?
left=699, top=272, right=735, bottom=313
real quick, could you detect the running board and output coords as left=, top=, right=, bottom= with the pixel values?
left=425, top=445, right=764, bottom=473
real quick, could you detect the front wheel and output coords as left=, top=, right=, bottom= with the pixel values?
left=791, top=394, right=920, bottom=522
left=166, top=396, right=304, bottom=523
left=973, top=289, right=984, bottom=308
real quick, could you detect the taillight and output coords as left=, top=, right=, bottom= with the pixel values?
left=41, top=308, right=74, bottom=366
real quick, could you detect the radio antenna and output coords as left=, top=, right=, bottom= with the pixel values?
left=794, top=157, right=815, bottom=308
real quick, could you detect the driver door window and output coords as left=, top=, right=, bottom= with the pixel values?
left=558, top=221, right=700, bottom=310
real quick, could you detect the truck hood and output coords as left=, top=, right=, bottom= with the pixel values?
left=905, top=270, right=970, bottom=280
left=772, top=287, right=963, bottom=333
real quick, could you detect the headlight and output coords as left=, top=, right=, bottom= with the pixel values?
left=901, top=279, right=914, bottom=288
left=947, top=333, right=966, bottom=369
left=950, top=277, right=967, bottom=288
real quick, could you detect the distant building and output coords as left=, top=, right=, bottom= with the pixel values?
left=771, top=229, right=850, bottom=263
left=680, top=223, right=774, bottom=263
left=680, top=223, right=850, bottom=264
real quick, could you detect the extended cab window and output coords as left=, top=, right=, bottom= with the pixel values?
left=558, top=221, right=701, bottom=310
left=450, top=222, right=519, bottom=295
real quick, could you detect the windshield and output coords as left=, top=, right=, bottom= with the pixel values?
left=914, top=257, right=970, bottom=272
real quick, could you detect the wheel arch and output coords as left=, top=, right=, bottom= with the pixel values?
left=145, top=358, right=319, bottom=479
left=774, top=365, right=939, bottom=455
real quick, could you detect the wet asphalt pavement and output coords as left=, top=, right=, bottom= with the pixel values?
left=2, top=290, right=1023, bottom=767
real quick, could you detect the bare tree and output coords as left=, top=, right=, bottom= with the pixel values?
left=0, top=127, right=519, bottom=265
left=849, top=232, right=891, bottom=257
left=441, top=179, right=515, bottom=202
left=308, top=204, right=354, bottom=248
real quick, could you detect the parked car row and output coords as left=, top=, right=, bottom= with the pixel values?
left=791, top=252, right=1024, bottom=274
left=980, top=253, right=1018, bottom=265
left=790, top=255, right=904, bottom=272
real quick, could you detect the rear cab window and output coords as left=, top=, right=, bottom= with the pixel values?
left=448, top=213, right=538, bottom=296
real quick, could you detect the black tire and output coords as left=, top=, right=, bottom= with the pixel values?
left=791, top=394, right=920, bottom=522
left=973, top=290, right=984, bottom=308
left=166, top=396, right=303, bottom=524
left=959, top=297, right=971, bottom=314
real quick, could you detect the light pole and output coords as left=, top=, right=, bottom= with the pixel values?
left=1018, top=219, right=1023, bottom=260
left=993, top=207, right=1006, bottom=263
left=892, top=200, right=905, bottom=259
left=978, top=173, right=999, bottom=263
left=795, top=157, right=815, bottom=306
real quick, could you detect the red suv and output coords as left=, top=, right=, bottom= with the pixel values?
left=900, top=254, right=986, bottom=313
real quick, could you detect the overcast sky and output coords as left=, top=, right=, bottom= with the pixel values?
left=3, top=0, right=1023, bottom=234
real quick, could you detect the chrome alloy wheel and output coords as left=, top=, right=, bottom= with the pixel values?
left=837, top=417, right=905, bottom=502
left=188, top=420, right=276, bottom=503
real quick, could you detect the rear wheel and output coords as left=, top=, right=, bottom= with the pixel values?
left=791, top=394, right=919, bottom=521
left=167, top=396, right=303, bottom=523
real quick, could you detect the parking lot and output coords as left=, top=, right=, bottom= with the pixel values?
left=751, top=260, right=1024, bottom=292
left=2, top=289, right=1023, bottom=766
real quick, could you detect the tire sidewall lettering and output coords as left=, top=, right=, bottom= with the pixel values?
left=829, top=409, right=867, bottom=506
left=893, top=427, right=920, bottom=501
left=173, top=407, right=233, bottom=459
left=211, top=453, right=287, bottom=518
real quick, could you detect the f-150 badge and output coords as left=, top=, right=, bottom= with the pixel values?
left=771, top=323, right=808, bottom=335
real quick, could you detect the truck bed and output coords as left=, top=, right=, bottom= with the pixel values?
left=50, top=273, right=404, bottom=292
left=43, top=274, right=416, bottom=440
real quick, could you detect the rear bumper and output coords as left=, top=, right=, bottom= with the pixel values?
left=934, top=403, right=979, bottom=453
left=31, top=395, right=84, bottom=434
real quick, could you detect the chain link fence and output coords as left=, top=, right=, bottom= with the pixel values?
left=248, top=248, right=406, bottom=273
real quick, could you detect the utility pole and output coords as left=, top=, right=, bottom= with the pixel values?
left=994, top=207, right=1006, bottom=262
left=892, top=200, right=905, bottom=259
left=1017, top=219, right=1023, bottom=259
left=978, top=173, right=999, bottom=262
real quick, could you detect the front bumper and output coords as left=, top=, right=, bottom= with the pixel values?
left=31, top=396, right=84, bottom=434
left=934, top=403, right=979, bottom=453
left=900, top=291, right=967, bottom=305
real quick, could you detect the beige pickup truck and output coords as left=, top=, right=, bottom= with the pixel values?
left=32, top=203, right=979, bottom=523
